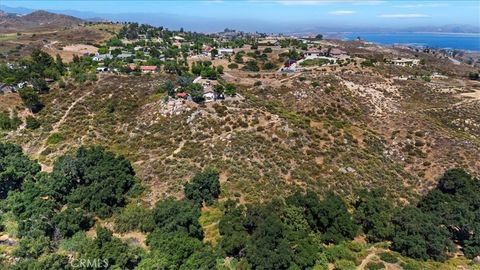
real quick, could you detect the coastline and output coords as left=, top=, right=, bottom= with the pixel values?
left=332, top=31, right=479, bottom=36
left=331, top=32, right=480, bottom=52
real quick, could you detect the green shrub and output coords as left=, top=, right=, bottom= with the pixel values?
left=414, top=140, right=425, bottom=147
left=468, top=72, right=479, bottom=80
left=325, top=244, right=356, bottom=263
left=263, top=62, right=277, bottom=70
left=365, top=261, right=385, bottom=270
left=228, top=63, right=238, bottom=69
left=346, top=241, right=365, bottom=253
left=242, top=60, right=259, bottom=72
left=114, top=204, right=155, bottom=233
left=184, top=169, right=220, bottom=205
left=334, top=259, right=356, bottom=270
left=25, top=116, right=40, bottom=130
left=361, top=59, right=376, bottom=67
left=399, top=262, right=421, bottom=270
left=378, top=252, right=398, bottom=263
left=47, top=133, right=63, bottom=145
left=0, top=113, right=21, bottom=130
left=58, top=80, right=66, bottom=89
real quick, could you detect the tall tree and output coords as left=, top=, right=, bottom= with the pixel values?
left=0, top=143, right=40, bottom=199
left=18, top=88, right=44, bottom=113
left=354, top=189, right=395, bottom=242
left=184, top=168, right=220, bottom=206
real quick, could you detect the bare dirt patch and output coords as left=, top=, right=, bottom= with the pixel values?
left=56, top=44, right=98, bottom=61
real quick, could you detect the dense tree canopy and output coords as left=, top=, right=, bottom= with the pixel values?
left=0, top=142, right=478, bottom=268
left=152, top=198, right=203, bottom=238
left=184, top=168, right=220, bottom=206
left=287, top=191, right=359, bottom=244
left=1, top=145, right=139, bottom=266
left=393, top=168, right=479, bottom=261
left=392, top=207, right=454, bottom=261
left=65, top=146, right=137, bottom=218
left=354, top=188, right=395, bottom=242
left=0, top=143, right=40, bottom=199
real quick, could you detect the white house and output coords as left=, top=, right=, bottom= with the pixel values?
left=96, top=67, right=109, bottom=72
left=17, top=81, right=28, bottom=89
left=432, top=72, right=448, bottom=79
left=218, top=48, right=234, bottom=56
left=92, top=54, right=113, bottom=62
left=117, top=53, right=133, bottom=60
left=203, top=87, right=215, bottom=102
left=173, top=36, right=185, bottom=41
left=388, top=58, right=420, bottom=67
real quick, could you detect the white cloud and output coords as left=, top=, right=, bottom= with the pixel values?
left=378, top=13, right=430, bottom=18
left=393, top=3, right=449, bottom=8
left=329, top=10, right=356, bottom=15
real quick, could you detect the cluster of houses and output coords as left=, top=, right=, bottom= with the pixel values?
left=200, top=45, right=234, bottom=58
left=281, top=47, right=350, bottom=72
left=95, top=64, right=159, bottom=74
left=212, top=29, right=262, bottom=43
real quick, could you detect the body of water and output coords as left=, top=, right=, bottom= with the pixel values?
left=342, top=32, right=480, bottom=51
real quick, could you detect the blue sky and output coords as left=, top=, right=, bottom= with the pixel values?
left=2, top=0, right=479, bottom=32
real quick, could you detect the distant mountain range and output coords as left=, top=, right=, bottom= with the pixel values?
left=0, top=10, right=83, bottom=33
left=1, top=5, right=479, bottom=34
left=402, top=24, right=480, bottom=34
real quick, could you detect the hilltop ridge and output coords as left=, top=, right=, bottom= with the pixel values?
left=0, top=9, right=83, bottom=33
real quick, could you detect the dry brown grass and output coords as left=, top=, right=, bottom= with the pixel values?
left=0, top=93, right=22, bottom=112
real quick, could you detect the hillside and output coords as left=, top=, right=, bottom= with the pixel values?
left=0, top=10, right=83, bottom=33
left=0, top=20, right=479, bottom=269
left=1, top=24, right=479, bottom=204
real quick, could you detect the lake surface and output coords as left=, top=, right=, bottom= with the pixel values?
left=342, top=32, right=480, bottom=51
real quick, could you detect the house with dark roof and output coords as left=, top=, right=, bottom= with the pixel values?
left=0, top=84, right=14, bottom=94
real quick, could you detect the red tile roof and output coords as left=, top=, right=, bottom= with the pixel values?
left=140, top=66, right=157, bottom=71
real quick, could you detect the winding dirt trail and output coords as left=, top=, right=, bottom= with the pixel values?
left=35, top=90, right=92, bottom=159
left=460, top=90, right=480, bottom=101
left=357, top=248, right=380, bottom=269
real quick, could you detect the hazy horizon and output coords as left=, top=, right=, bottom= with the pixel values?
left=1, top=0, right=479, bottom=33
